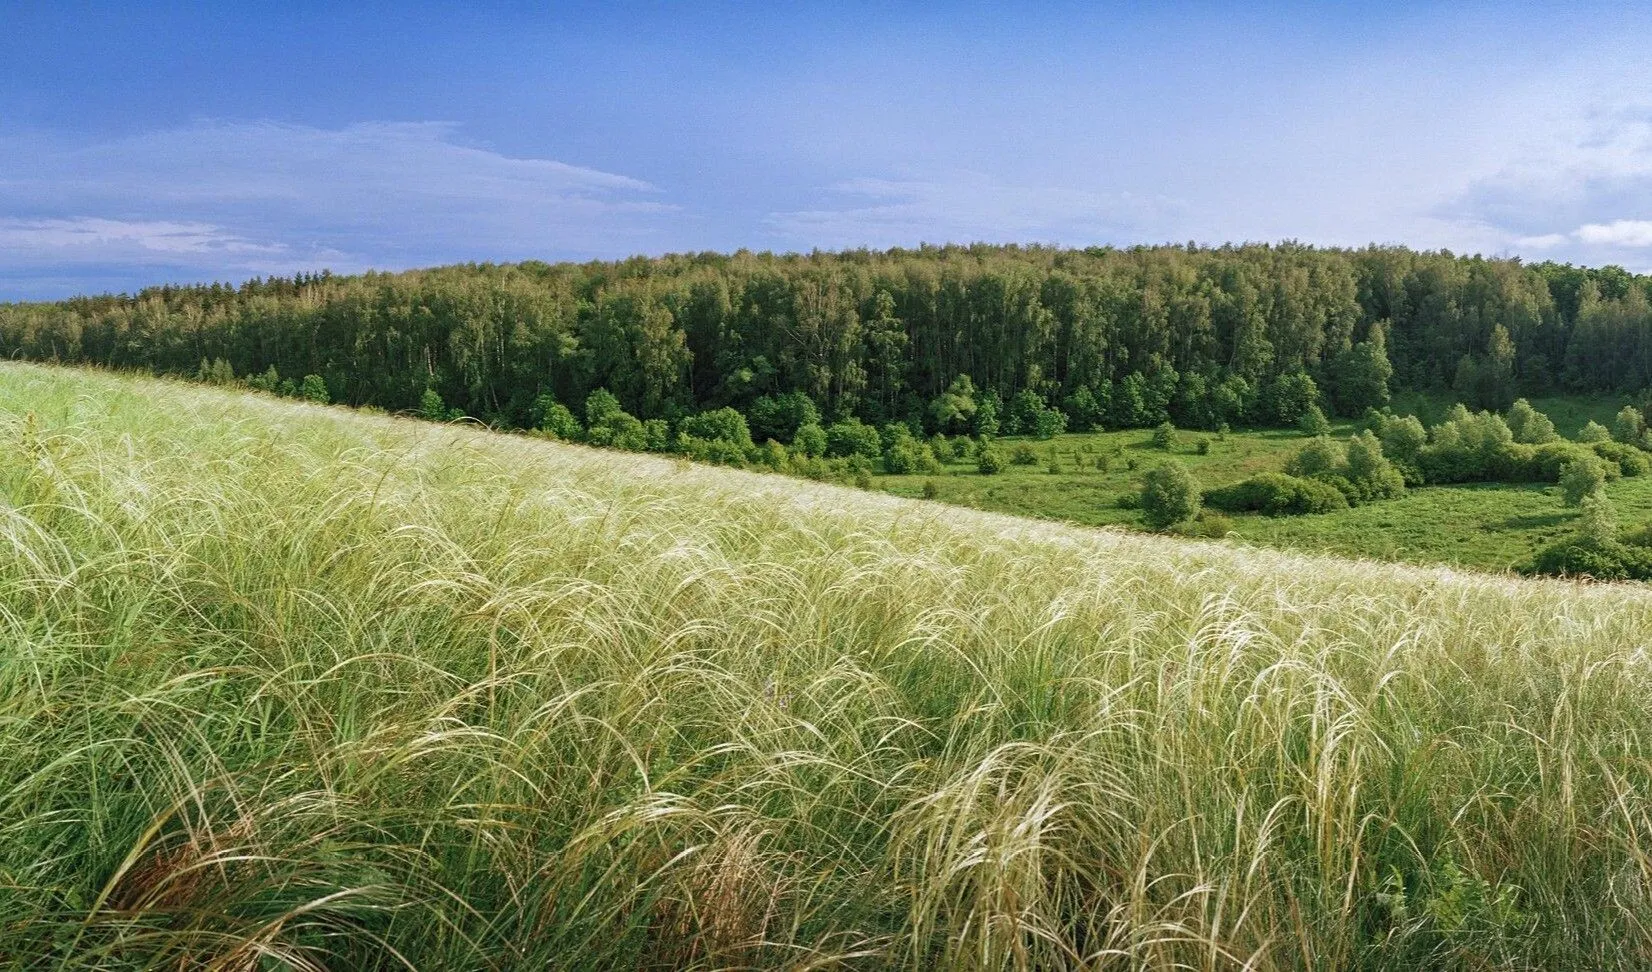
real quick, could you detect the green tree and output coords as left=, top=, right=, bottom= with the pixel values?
left=929, top=374, right=978, bottom=434
left=1298, top=403, right=1332, bottom=437
left=1329, top=320, right=1393, bottom=415
left=1263, top=371, right=1319, bottom=425
left=1560, top=456, right=1609, bottom=507
left=1506, top=399, right=1559, bottom=444
left=1140, top=461, right=1201, bottom=529
left=1612, top=405, right=1644, bottom=445
left=973, top=393, right=1001, bottom=438
left=1577, top=491, right=1618, bottom=547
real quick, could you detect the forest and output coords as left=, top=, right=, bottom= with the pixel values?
left=2, top=243, right=1651, bottom=437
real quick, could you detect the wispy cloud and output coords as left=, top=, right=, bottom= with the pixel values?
left=766, top=172, right=1185, bottom=249
left=0, top=121, right=674, bottom=293
left=0, top=218, right=285, bottom=256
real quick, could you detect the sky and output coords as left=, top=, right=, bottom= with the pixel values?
left=3, top=1, right=1652, bottom=299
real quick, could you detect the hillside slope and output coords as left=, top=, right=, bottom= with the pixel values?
left=3, top=364, right=1652, bottom=969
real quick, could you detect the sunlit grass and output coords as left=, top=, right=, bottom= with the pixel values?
left=4, top=363, right=1652, bottom=969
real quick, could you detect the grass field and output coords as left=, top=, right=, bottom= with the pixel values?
left=874, top=394, right=1647, bottom=573
left=7, top=363, right=1652, bottom=968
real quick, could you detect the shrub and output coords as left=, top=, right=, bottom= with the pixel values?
left=758, top=439, right=789, bottom=470
left=1525, top=494, right=1652, bottom=579
left=950, top=437, right=973, bottom=461
left=1506, top=399, right=1559, bottom=444
left=1205, top=472, right=1349, bottom=516
left=1151, top=421, right=1179, bottom=450
left=680, top=408, right=753, bottom=449
left=1195, top=437, right=1210, bottom=455
left=1139, top=460, right=1201, bottom=529
left=590, top=412, right=647, bottom=451
left=1418, top=410, right=1524, bottom=484
left=1177, top=511, right=1235, bottom=539
left=643, top=419, right=672, bottom=452
left=921, top=479, right=940, bottom=500
left=884, top=433, right=940, bottom=475
left=1344, top=431, right=1406, bottom=502
left=1370, top=412, right=1427, bottom=482
left=973, top=394, right=1000, bottom=437
left=792, top=422, right=828, bottom=458
left=247, top=365, right=281, bottom=393
left=1560, top=456, right=1609, bottom=507
left=826, top=419, right=882, bottom=460
left=976, top=445, right=1005, bottom=475
left=1032, top=407, right=1068, bottom=440
left=747, top=392, right=819, bottom=443
left=1578, top=420, right=1611, bottom=444
left=1263, top=371, right=1319, bottom=425
left=1010, top=443, right=1039, bottom=466
left=928, top=375, right=978, bottom=433
left=416, top=388, right=447, bottom=421
left=534, top=398, right=583, bottom=440
left=1528, top=442, right=1594, bottom=481
left=1006, top=389, right=1046, bottom=435
left=584, top=388, right=623, bottom=426
left=1593, top=440, right=1651, bottom=477
left=299, top=374, right=330, bottom=404
left=1285, top=437, right=1344, bottom=479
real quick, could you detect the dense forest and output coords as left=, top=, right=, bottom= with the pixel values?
left=2, top=243, right=1651, bottom=435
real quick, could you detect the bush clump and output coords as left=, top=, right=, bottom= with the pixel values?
left=1205, top=472, right=1349, bottom=516
left=1139, top=460, right=1201, bottom=529
left=975, top=445, right=1005, bottom=475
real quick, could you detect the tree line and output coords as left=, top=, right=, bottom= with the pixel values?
left=1, top=243, right=1650, bottom=438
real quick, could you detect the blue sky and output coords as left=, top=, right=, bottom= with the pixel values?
left=3, top=1, right=1651, bottom=299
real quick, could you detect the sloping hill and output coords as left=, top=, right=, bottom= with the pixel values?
left=3, top=363, right=1652, bottom=969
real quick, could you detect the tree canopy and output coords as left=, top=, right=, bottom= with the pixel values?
left=2, top=243, right=1649, bottom=435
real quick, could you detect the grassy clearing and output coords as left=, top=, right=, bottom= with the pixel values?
left=5, top=363, right=1652, bottom=968
left=876, top=393, right=1650, bottom=572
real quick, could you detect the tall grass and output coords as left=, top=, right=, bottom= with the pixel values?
left=3, top=363, right=1652, bottom=969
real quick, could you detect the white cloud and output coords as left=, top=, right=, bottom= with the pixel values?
left=1445, top=105, right=1652, bottom=263
left=0, top=121, right=674, bottom=289
left=1575, top=219, right=1652, bottom=247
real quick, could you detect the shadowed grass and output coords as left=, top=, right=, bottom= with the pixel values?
left=3, top=363, right=1652, bottom=968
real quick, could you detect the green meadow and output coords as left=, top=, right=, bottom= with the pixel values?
left=874, top=395, right=1645, bottom=572
left=7, top=363, right=1652, bottom=968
